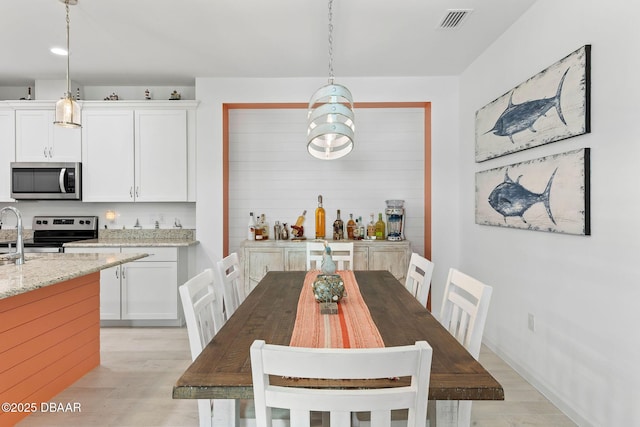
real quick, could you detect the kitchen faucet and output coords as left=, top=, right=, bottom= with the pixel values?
left=0, top=206, right=24, bottom=265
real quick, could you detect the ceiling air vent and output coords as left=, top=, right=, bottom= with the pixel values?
left=438, top=9, right=473, bottom=29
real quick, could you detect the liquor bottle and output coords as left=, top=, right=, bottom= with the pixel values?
left=255, top=213, right=264, bottom=240
left=247, top=212, right=256, bottom=240
left=27, top=87, right=32, bottom=101
left=353, top=217, right=361, bottom=240
left=260, top=213, right=269, bottom=240
left=375, top=212, right=386, bottom=240
left=295, top=210, right=307, bottom=227
left=366, top=214, right=376, bottom=240
left=333, top=210, right=344, bottom=240
left=346, top=213, right=356, bottom=239
left=315, top=195, right=326, bottom=239
left=358, top=216, right=365, bottom=240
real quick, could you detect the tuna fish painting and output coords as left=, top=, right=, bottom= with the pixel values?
left=488, top=168, right=557, bottom=225
left=475, top=45, right=590, bottom=162
left=476, top=148, right=590, bottom=235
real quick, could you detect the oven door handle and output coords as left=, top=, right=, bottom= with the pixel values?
left=59, top=168, right=67, bottom=193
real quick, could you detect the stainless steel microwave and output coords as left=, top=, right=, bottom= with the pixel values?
left=10, top=162, right=82, bottom=200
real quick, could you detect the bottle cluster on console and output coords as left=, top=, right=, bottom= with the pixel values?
left=246, top=197, right=405, bottom=241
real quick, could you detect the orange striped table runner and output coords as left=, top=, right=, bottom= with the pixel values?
left=289, top=270, right=385, bottom=348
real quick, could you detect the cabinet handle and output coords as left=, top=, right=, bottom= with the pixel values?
left=136, top=187, right=139, bottom=198
left=43, top=147, right=48, bottom=158
left=115, top=268, right=119, bottom=279
left=49, top=147, right=53, bottom=158
left=264, top=266, right=269, bottom=274
left=122, top=267, right=126, bottom=279
left=130, top=187, right=133, bottom=199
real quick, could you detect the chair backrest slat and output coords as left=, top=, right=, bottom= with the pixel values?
left=439, top=268, right=493, bottom=359
left=404, top=252, right=435, bottom=307
left=250, top=340, right=432, bottom=427
left=306, top=242, right=354, bottom=271
left=216, top=252, right=245, bottom=319
left=178, top=269, right=225, bottom=361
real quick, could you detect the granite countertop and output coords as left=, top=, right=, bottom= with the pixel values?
left=0, top=252, right=147, bottom=300
left=63, top=228, right=198, bottom=248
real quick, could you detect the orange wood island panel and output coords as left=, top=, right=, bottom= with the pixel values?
left=0, top=272, right=101, bottom=426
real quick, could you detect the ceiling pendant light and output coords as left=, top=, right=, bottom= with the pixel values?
left=307, top=0, right=354, bottom=160
left=54, top=0, right=81, bottom=128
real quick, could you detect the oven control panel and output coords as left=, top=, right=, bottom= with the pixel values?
left=32, top=216, right=99, bottom=231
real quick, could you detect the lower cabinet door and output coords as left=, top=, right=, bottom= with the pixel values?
left=121, top=261, right=178, bottom=320
left=100, top=266, right=122, bottom=320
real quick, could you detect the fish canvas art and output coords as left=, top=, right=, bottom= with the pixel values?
left=476, top=148, right=590, bottom=235
left=475, top=45, right=590, bottom=162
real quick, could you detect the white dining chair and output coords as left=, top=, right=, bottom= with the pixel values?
left=306, top=241, right=354, bottom=271
left=437, top=267, right=494, bottom=427
left=404, top=252, right=435, bottom=307
left=180, top=269, right=288, bottom=427
left=216, top=252, right=246, bottom=319
left=250, top=339, right=432, bottom=427
left=179, top=269, right=227, bottom=427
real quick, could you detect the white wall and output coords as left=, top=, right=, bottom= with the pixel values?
left=226, top=107, right=425, bottom=256
left=459, top=0, right=640, bottom=425
left=194, top=76, right=460, bottom=307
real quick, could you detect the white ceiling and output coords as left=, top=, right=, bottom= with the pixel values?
left=1, top=0, right=536, bottom=86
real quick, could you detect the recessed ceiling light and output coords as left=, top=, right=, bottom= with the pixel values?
left=51, top=47, right=68, bottom=56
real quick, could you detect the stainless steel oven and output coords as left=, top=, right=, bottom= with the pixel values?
left=0, top=215, right=98, bottom=254
left=10, top=162, right=82, bottom=200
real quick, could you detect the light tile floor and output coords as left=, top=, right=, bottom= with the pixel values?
left=17, top=327, right=576, bottom=427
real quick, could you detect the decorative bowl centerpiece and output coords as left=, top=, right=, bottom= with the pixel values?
left=312, top=274, right=345, bottom=303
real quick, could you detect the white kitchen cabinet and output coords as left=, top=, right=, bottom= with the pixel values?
left=81, top=103, right=193, bottom=202
left=0, top=109, right=15, bottom=201
left=120, top=247, right=178, bottom=320
left=99, top=265, right=122, bottom=320
left=65, top=246, right=187, bottom=326
left=241, top=240, right=411, bottom=293
left=81, top=109, right=134, bottom=202
left=64, top=247, right=122, bottom=319
left=15, top=109, right=81, bottom=162
left=134, top=109, right=187, bottom=201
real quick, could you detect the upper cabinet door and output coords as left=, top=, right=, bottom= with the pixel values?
left=0, top=110, right=15, bottom=201
left=15, top=109, right=81, bottom=162
left=81, top=109, right=135, bottom=202
left=134, top=109, right=188, bottom=202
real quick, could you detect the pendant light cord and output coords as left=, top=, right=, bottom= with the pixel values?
left=327, top=0, right=334, bottom=84
left=65, top=1, right=71, bottom=96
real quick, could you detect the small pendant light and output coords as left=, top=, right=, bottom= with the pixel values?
left=54, top=0, right=81, bottom=128
left=307, top=0, right=354, bottom=160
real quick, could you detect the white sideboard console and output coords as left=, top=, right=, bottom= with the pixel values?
left=240, top=239, right=412, bottom=295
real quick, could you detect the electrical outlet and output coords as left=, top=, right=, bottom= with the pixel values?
left=528, top=313, right=535, bottom=332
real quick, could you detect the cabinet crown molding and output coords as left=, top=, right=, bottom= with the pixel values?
left=1, top=100, right=199, bottom=110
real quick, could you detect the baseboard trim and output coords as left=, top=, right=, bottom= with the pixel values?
left=482, top=337, right=590, bottom=427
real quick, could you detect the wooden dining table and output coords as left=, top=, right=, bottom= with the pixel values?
left=173, top=270, right=504, bottom=426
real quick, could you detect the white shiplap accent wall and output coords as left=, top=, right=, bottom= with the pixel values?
left=228, top=107, right=425, bottom=256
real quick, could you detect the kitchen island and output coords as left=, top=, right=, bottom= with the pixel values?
left=0, top=252, right=146, bottom=426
